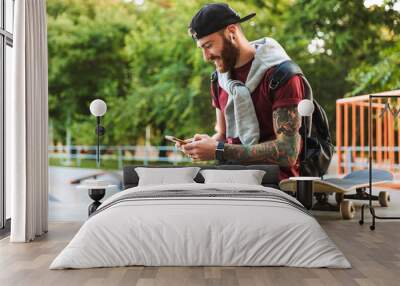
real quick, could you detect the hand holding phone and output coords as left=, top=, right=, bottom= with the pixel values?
left=165, top=135, right=191, bottom=145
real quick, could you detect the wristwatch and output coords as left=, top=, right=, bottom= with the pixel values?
left=215, top=141, right=225, bottom=162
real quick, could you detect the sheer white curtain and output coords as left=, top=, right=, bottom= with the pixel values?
left=8, top=0, right=48, bottom=242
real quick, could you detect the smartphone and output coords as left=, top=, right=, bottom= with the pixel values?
left=165, top=135, right=190, bottom=145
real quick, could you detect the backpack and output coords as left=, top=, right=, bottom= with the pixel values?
left=210, top=60, right=334, bottom=177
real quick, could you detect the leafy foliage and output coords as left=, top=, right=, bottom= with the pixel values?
left=47, top=0, right=400, bottom=145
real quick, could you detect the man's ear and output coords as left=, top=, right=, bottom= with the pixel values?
left=226, top=24, right=237, bottom=35
left=225, top=24, right=238, bottom=41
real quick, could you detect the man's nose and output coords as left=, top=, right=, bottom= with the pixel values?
left=202, top=49, right=211, bottom=61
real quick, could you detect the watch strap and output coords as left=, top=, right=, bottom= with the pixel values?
left=215, top=141, right=225, bottom=162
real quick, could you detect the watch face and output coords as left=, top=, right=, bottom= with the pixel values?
left=216, top=142, right=225, bottom=161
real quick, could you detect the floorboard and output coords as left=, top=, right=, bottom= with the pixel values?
left=1, top=217, right=399, bottom=286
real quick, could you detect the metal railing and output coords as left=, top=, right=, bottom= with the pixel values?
left=48, top=145, right=191, bottom=169
left=336, top=90, right=400, bottom=174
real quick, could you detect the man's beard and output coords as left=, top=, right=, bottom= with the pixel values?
left=209, top=37, right=240, bottom=73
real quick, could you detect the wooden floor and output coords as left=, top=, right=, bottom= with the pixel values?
left=1, top=216, right=399, bottom=286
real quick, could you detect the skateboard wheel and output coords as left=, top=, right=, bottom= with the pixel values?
left=340, top=200, right=355, bottom=220
left=359, top=220, right=364, bottom=225
left=378, top=191, right=390, bottom=207
left=335, top=193, right=345, bottom=204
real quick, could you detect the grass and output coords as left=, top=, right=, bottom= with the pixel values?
left=49, top=158, right=200, bottom=170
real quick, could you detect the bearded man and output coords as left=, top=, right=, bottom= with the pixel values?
left=179, top=3, right=307, bottom=180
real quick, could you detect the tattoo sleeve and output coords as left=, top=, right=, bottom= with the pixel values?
left=223, top=106, right=302, bottom=167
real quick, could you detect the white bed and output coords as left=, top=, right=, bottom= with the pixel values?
left=50, top=183, right=351, bottom=269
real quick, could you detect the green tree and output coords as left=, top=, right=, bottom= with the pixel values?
left=278, top=0, right=400, bottom=131
left=47, top=0, right=400, bottom=147
left=347, top=40, right=400, bottom=95
left=47, top=0, right=135, bottom=145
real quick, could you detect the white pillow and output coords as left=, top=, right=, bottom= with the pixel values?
left=135, top=167, right=201, bottom=186
left=200, top=169, right=266, bottom=185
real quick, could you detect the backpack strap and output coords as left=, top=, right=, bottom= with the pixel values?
left=269, top=60, right=304, bottom=94
left=268, top=60, right=313, bottom=140
left=210, top=71, right=219, bottom=103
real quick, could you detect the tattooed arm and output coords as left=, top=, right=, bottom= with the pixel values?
left=223, top=106, right=302, bottom=167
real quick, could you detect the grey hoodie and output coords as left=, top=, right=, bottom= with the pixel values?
left=217, top=37, right=292, bottom=145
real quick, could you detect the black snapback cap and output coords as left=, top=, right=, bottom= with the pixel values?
left=188, top=3, right=256, bottom=41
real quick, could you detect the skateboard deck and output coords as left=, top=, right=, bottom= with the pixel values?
left=279, top=169, right=393, bottom=193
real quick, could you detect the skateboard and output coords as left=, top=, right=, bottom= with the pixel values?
left=279, top=169, right=393, bottom=219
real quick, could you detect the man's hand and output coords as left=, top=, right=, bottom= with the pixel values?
left=174, top=138, right=193, bottom=149
left=174, top=134, right=208, bottom=149
left=180, top=134, right=217, bottom=161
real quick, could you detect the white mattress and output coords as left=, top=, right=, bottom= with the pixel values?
left=50, top=183, right=351, bottom=269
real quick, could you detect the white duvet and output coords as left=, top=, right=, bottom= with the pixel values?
left=50, top=183, right=351, bottom=269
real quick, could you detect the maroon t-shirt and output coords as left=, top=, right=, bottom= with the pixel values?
left=210, top=59, right=305, bottom=180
